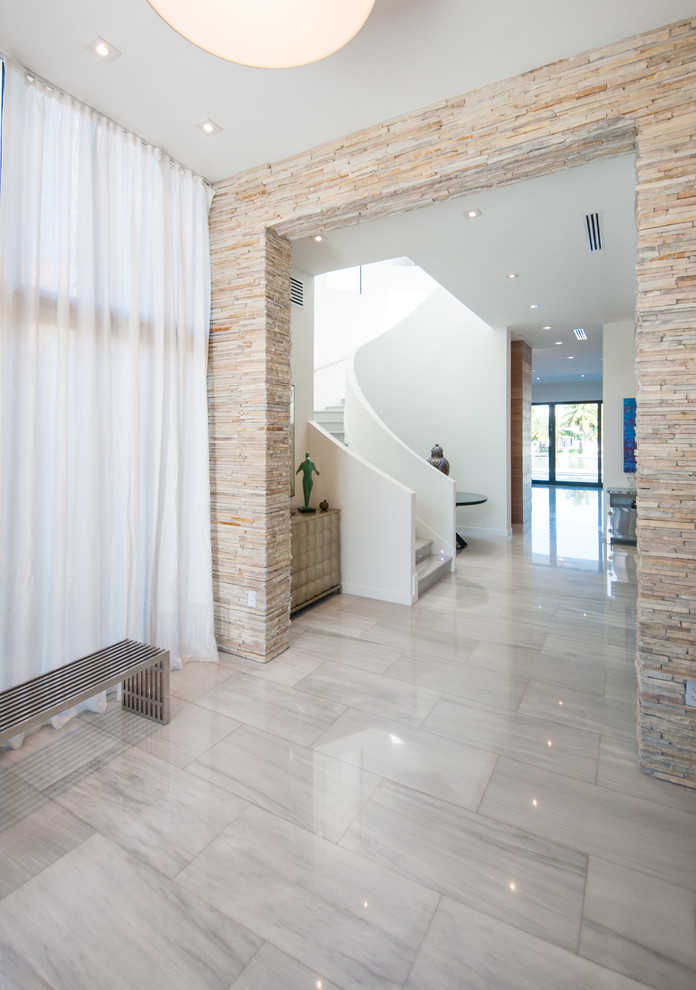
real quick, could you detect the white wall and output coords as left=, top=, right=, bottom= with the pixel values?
left=602, top=319, right=636, bottom=489
left=290, top=267, right=315, bottom=511
left=291, top=264, right=419, bottom=603
left=307, top=422, right=417, bottom=604
left=354, top=287, right=511, bottom=537
left=314, top=260, right=437, bottom=411
left=345, top=358, right=456, bottom=562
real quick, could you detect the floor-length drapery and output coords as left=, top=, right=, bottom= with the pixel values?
left=0, top=59, right=218, bottom=705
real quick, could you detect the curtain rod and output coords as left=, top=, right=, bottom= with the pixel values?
left=0, top=52, right=214, bottom=191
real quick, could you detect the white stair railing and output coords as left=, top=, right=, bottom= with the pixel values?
left=307, top=422, right=417, bottom=605
left=345, top=355, right=456, bottom=562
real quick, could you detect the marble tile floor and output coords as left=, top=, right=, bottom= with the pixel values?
left=2, top=493, right=696, bottom=989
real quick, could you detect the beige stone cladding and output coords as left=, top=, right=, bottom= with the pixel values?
left=208, top=19, right=696, bottom=784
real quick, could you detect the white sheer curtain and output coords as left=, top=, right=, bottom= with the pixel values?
left=0, top=59, right=218, bottom=702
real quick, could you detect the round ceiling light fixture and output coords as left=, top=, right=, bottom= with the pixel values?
left=147, top=0, right=377, bottom=68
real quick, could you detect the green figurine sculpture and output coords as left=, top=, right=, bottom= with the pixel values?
left=296, top=452, right=319, bottom=513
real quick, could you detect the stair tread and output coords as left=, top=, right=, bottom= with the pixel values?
left=416, top=554, right=452, bottom=596
left=416, top=554, right=450, bottom=577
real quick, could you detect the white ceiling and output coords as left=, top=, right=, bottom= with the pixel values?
left=2, top=0, right=692, bottom=182
left=293, top=153, right=637, bottom=385
left=2, top=1, right=691, bottom=381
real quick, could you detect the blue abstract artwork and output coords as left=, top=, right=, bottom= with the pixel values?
left=623, top=398, right=636, bottom=473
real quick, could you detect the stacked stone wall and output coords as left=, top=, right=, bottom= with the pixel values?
left=209, top=19, right=696, bottom=784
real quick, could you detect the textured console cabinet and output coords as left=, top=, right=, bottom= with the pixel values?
left=291, top=509, right=340, bottom=613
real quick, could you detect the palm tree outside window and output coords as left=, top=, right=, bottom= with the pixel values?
left=532, top=401, right=602, bottom=486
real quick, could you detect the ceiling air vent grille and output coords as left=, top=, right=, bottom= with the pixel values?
left=290, top=277, right=304, bottom=307
left=585, top=212, right=602, bottom=252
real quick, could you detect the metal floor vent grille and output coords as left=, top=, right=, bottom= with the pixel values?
left=290, top=277, right=304, bottom=306
left=585, top=212, right=602, bottom=251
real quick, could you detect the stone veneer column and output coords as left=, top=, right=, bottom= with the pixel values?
left=634, top=94, right=696, bottom=784
left=208, top=19, right=696, bottom=785
left=510, top=341, right=532, bottom=528
left=207, top=225, right=292, bottom=661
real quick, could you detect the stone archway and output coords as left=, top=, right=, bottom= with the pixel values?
left=209, top=18, right=696, bottom=785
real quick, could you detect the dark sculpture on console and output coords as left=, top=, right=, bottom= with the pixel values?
left=427, top=443, right=450, bottom=475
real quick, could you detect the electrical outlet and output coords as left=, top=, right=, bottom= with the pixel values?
left=685, top=680, right=696, bottom=708
left=247, top=590, right=256, bottom=608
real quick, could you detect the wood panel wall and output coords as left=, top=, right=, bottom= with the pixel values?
left=209, top=18, right=696, bottom=785
left=510, top=341, right=532, bottom=528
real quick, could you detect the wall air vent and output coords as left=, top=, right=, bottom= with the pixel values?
left=290, top=276, right=304, bottom=307
left=585, top=212, right=602, bottom=252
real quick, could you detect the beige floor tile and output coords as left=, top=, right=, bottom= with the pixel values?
left=422, top=696, right=601, bottom=781
left=189, top=722, right=381, bottom=842
left=230, top=943, right=343, bottom=990
left=405, top=897, right=655, bottom=990
left=5, top=486, right=682, bottom=990
left=295, top=660, right=442, bottom=726
left=314, top=707, right=497, bottom=810
left=580, top=857, right=696, bottom=990
left=178, top=805, right=439, bottom=990
left=0, top=834, right=260, bottom=990
left=385, top=653, right=528, bottom=710
left=47, top=747, right=249, bottom=877
left=0, top=768, right=94, bottom=898
left=518, top=680, right=637, bottom=740
left=341, top=779, right=587, bottom=951
left=479, top=756, right=696, bottom=888
left=194, top=670, right=346, bottom=745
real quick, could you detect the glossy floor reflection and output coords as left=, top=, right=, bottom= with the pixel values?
left=531, top=484, right=605, bottom=569
left=1, top=489, right=695, bottom=990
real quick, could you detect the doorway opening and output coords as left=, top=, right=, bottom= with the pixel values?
left=532, top=401, right=602, bottom=487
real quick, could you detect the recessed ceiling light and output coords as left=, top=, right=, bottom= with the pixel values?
left=506, top=273, right=519, bottom=280
left=465, top=209, right=482, bottom=219
left=196, top=118, right=223, bottom=136
left=573, top=328, right=588, bottom=340
left=581, top=374, right=585, bottom=378
left=542, top=325, right=552, bottom=331
left=529, top=304, right=539, bottom=310
left=86, top=37, right=121, bottom=62
left=568, top=355, right=574, bottom=360
left=314, top=234, right=326, bottom=243
left=555, top=341, right=563, bottom=345
left=536, top=377, right=540, bottom=381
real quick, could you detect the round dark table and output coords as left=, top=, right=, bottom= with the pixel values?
left=455, top=491, right=488, bottom=549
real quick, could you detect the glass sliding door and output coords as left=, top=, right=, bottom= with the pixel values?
left=532, top=401, right=602, bottom=486
left=532, top=404, right=551, bottom=482
left=555, top=402, right=601, bottom=484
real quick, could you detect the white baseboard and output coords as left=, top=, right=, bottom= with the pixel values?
left=341, top=583, right=416, bottom=606
left=457, top=526, right=513, bottom=539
